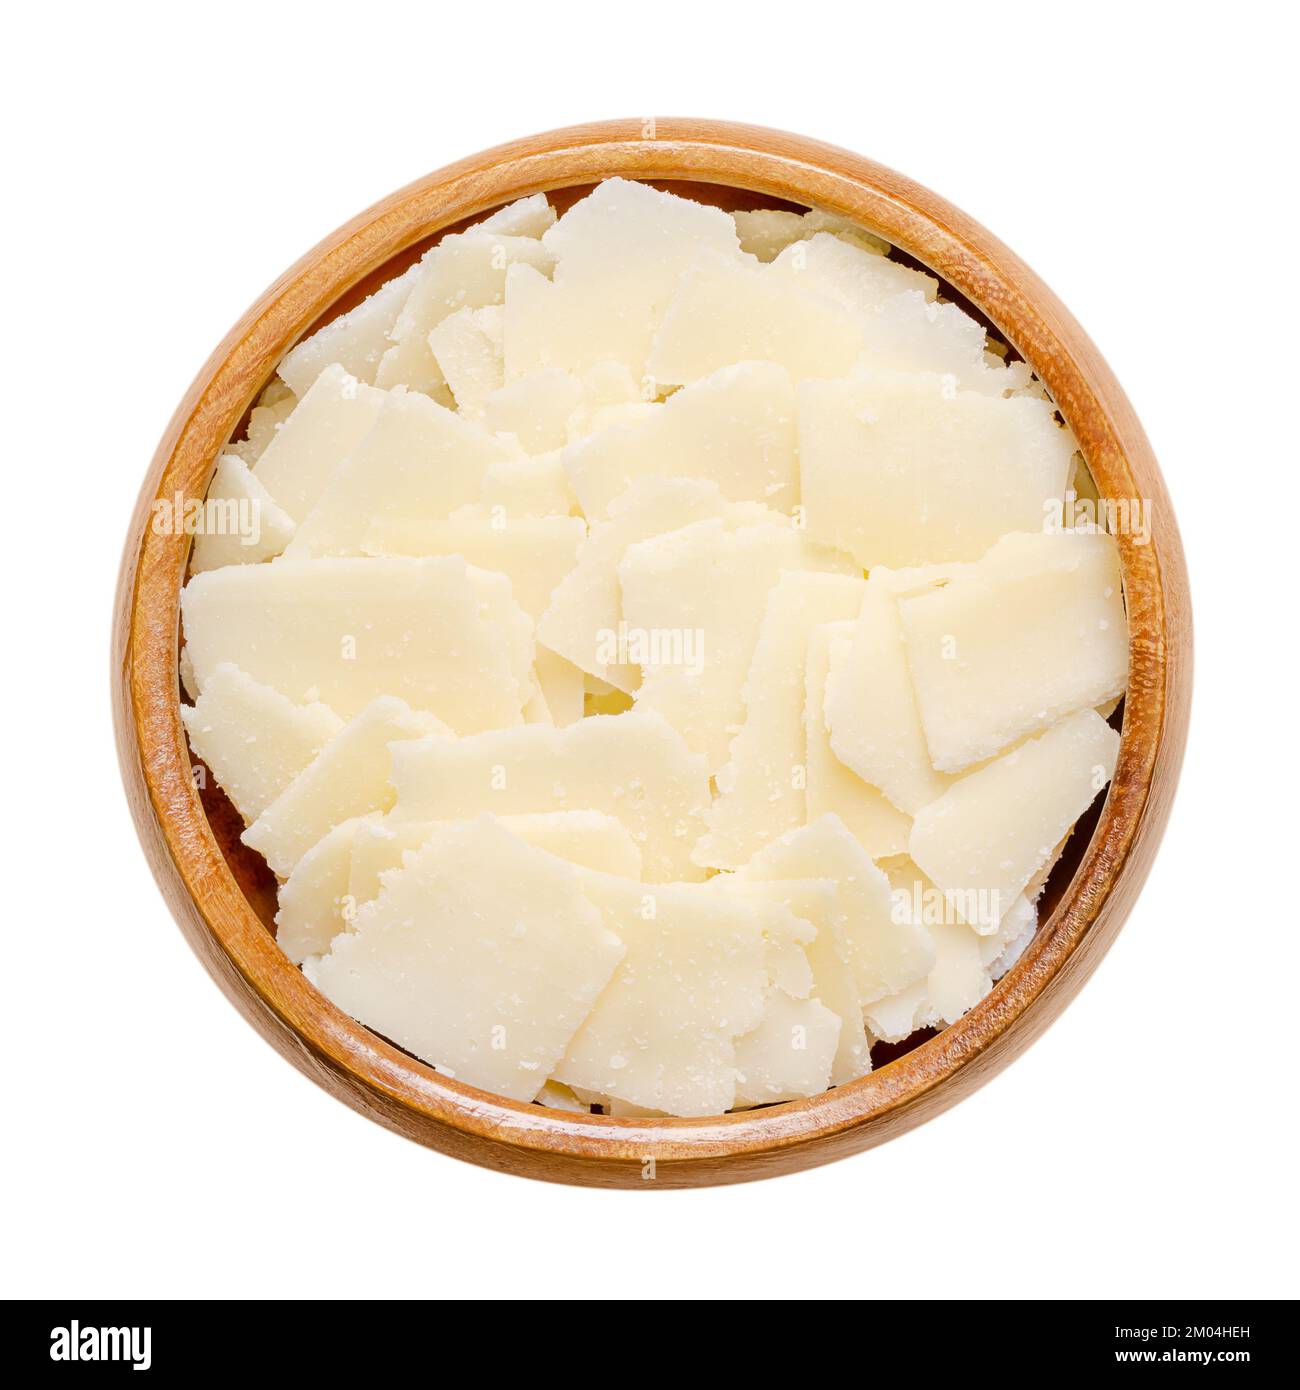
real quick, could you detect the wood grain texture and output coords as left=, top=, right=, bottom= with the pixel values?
left=112, top=119, right=1192, bottom=1188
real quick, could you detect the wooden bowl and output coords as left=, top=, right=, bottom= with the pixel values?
left=113, top=119, right=1192, bottom=1188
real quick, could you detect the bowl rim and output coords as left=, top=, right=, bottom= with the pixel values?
left=112, top=118, right=1192, bottom=1188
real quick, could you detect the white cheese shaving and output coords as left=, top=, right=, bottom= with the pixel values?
left=799, top=370, right=1074, bottom=568
left=504, top=178, right=742, bottom=382
left=180, top=662, right=342, bottom=823
left=805, top=622, right=912, bottom=860
left=276, top=814, right=378, bottom=964
left=242, top=695, right=447, bottom=878
left=362, top=512, right=584, bottom=622
left=822, top=575, right=952, bottom=814
left=909, top=708, right=1120, bottom=911
left=314, top=819, right=624, bottom=1102
left=536, top=476, right=738, bottom=690
left=553, top=872, right=771, bottom=1117
left=376, top=232, right=554, bottom=396
left=181, top=556, right=528, bottom=730
left=742, top=814, right=933, bottom=1006
left=388, top=708, right=711, bottom=883
left=699, top=571, right=866, bottom=869
left=562, top=360, right=797, bottom=519
left=277, top=265, right=419, bottom=398
left=621, top=518, right=856, bottom=771
left=899, top=529, right=1130, bottom=771
left=348, top=809, right=644, bottom=907
left=283, top=387, right=514, bottom=558
left=648, top=253, right=867, bottom=387
left=427, top=303, right=504, bottom=417
left=252, top=364, right=385, bottom=522
left=189, top=455, right=297, bottom=572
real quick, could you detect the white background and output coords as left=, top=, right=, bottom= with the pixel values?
left=4, top=1, right=1295, bottom=1301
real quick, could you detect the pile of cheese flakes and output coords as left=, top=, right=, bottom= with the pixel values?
left=178, top=180, right=1129, bottom=1118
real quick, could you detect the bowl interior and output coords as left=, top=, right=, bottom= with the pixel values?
left=190, top=175, right=1123, bottom=1100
